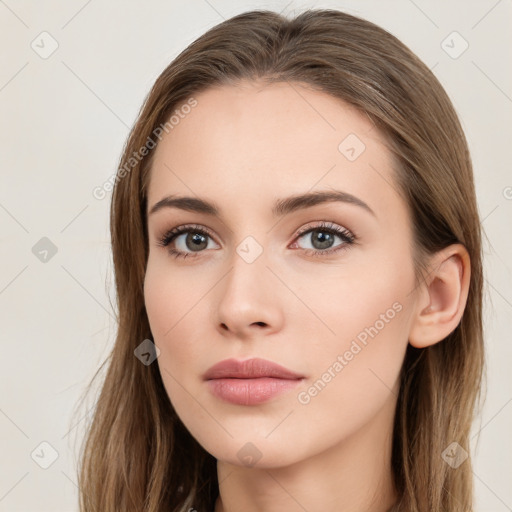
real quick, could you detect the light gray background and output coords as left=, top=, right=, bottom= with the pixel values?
left=0, top=1, right=511, bottom=511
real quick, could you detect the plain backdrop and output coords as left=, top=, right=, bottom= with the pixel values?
left=0, top=1, right=511, bottom=511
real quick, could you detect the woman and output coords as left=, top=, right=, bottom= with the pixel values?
left=77, top=8, right=484, bottom=512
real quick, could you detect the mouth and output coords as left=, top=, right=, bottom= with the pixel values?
left=203, top=357, right=305, bottom=406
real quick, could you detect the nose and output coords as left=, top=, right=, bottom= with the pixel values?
left=215, top=247, right=284, bottom=340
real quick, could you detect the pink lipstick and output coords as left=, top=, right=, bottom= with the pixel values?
left=203, top=357, right=304, bottom=405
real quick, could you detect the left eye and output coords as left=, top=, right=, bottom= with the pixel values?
left=292, top=223, right=355, bottom=253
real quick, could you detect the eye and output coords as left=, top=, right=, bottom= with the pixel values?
left=156, top=224, right=218, bottom=259
left=291, top=221, right=355, bottom=257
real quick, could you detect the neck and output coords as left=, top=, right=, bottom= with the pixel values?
left=213, top=393, right=398, bottom=512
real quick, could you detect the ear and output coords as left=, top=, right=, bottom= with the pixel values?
left=409, top=244, right=471, bottom=348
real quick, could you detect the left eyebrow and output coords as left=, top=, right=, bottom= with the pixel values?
left=272, top=190, right=375, bottom=217
left=148, top=190, right=376, bottom=218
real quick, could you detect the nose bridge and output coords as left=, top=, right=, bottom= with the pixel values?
left=215, top=234, right=282, bottom=335
left=222, top=236, right=270, bottom=304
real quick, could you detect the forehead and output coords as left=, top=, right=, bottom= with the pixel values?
left=147, top=81, right=402, bottom=220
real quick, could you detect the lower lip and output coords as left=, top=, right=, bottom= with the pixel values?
left=206, top=377, right=302, bottom=405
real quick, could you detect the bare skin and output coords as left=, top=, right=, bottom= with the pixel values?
left=143, top=80, right=470, bottom=512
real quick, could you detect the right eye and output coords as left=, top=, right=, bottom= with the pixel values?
left=157, top=224, right=219, bottom=259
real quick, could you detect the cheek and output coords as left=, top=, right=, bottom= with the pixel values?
left=305, top=295, right=410, bottom=427
left=144, top=264, right=173, bottom=344
left=144, top=269, right=194, bottom=423
left=144, top=284, right=218, bottom=455
left=144, top=260, right=201, bottom=380
left=287, top=293, right=411, bottom=458
left=144, top=257, right=208, bottom=341
left=143, top=259, right=210, bottom=396
left=295, top=252, right=414, bottom=424
left=283, top=241, right=414, bottom=355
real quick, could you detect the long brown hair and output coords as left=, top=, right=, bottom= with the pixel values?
left=76, top=9, right=485, bottom=512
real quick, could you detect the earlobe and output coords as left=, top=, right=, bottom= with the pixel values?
left=409, top=244, right=471, bottom=349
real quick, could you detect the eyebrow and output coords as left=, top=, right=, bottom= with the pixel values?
left=148, top=190, right=375, bottom=218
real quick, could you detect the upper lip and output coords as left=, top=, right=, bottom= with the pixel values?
left=203, top=357, right=304, bottom=380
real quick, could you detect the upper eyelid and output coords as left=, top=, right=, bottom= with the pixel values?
left=295, top=221, right=350, bottom=235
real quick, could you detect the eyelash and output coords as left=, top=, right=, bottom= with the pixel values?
left=156, top=221, right=356, bottom=260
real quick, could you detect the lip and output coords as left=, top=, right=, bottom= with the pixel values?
left=203, top=357, right=304, bottom=380
left=203, top=358, right=305, bottom=405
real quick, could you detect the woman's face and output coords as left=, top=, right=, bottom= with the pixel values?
left=144, top=81, right=419, bottom=468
